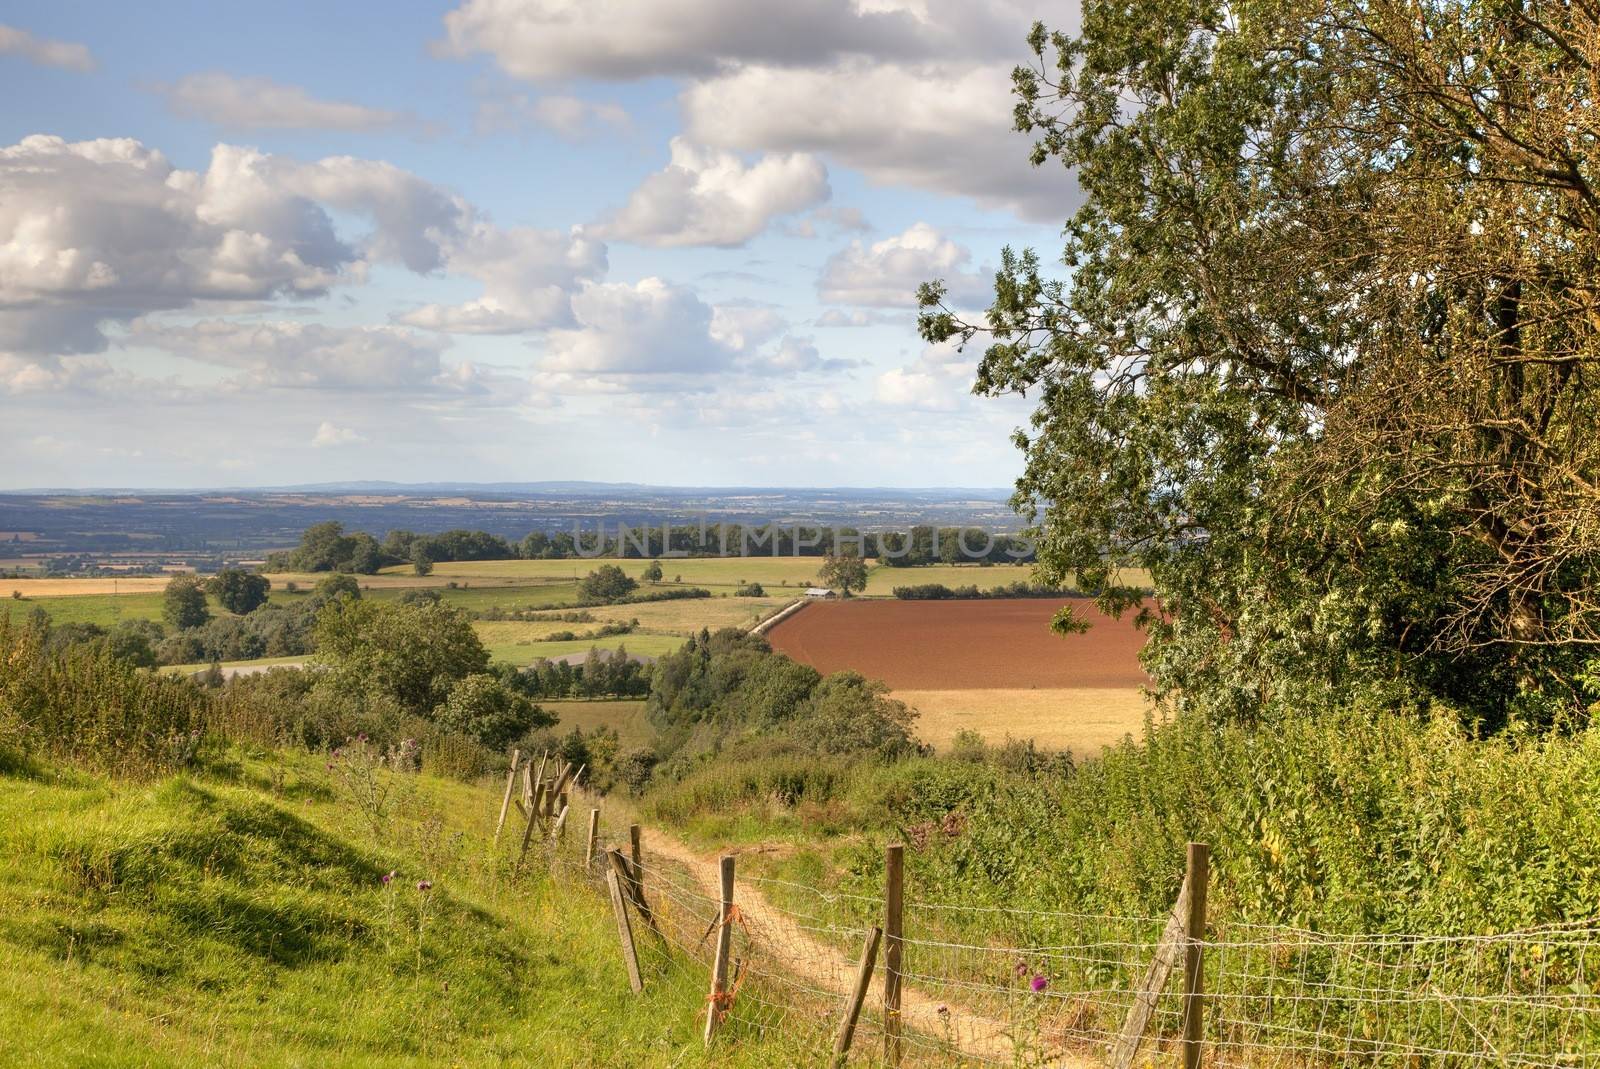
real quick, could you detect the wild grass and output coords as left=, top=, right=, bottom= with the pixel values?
left=0, top=748, right=820, bottom=1067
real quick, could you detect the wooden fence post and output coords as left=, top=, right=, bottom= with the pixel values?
left=586, top=808, right=601, bottom=865
left=1181, top=842, right=1210, bottom=1069
left=883, top=843, right=904, bottom=1067
left=704, top=854, right=736, bottom=1047
left=609, top=848, right=659, bottom=935
left=831, top=925, right=882, bottom=1068
left=1109, top=868, right=1192, bottom=1069
left=627, top=824, right=653, bottom=919
left=549, top=803, right=570, bottom=842
left=493, top=748, right=520, bottom=843
left=606, top=868, right=644, bottom=994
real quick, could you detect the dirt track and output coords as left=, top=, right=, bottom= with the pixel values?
left=764, top=598, right=1149, bottom=689
left=639, top=829, right=1096, bottom=1067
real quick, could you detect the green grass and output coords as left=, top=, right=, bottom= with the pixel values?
left=423, top=556, right=838, bottom=589
left=3, top=592, right=167, bottom=627
left=0, top=750, right=814, bottom=1067
left=475, top=629, right=684, bottom=666
left=541, top=699, right=655, bottom=749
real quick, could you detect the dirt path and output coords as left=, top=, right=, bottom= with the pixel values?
left=639, top=829, right=1099, bottom=1067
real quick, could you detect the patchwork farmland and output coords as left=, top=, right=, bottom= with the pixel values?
left=764, top=598, right=1154, bottom=755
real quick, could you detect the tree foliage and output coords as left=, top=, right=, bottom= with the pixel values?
left=921, top=0, right=1600, bottom=728
left=162, top=575, right=211, bottom=631
left=577, top=564, right=638, bottom=604
left=816, top=554, right=868, bottom=596
left=208, top=568, right=271, bottom=615
left=310, top=599, right=489, bottom=717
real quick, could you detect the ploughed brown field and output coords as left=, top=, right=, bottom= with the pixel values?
left=765, top=598, right=1157, bottom=754
left=764, top=598, right=1148, bottom=689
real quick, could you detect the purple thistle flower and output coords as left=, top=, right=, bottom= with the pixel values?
left=1030, top=974, right=1049, bottom=993
left=416, top=879, right=433, bottom=892
left=381, top=871, right=394, bottom=886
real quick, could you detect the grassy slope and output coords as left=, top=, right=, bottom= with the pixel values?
left=0, top=751, right=802, bottom=1068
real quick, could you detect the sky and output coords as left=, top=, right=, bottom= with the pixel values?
left=0, top=1, right=1081, bottom=490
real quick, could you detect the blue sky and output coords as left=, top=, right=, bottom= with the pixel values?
left=0, top=2, right=1079, bottom=489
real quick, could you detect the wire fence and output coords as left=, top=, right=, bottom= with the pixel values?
left=522, top=783, right=1600, bottom=1067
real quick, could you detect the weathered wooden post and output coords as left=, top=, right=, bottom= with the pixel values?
left=608, top=847, right=659, bottom=934
left=883, top=843, right=904, bottom=1067
left=606, top=867, right=643, bottom=993
left=549, top=803, right=570, bottom=843
left=627, top=823, right=651, bottom=916
left=704, top=854, right=736, bottom=1046
left=585, top=808, right=601, bottom=865
left=1181, top=842, right=1210, bottom=1069
left=831, top=925, right=883, bottom=1068
left=493, top=748, right=520, bottom=843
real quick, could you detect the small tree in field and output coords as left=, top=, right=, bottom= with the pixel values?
left=578, top=564, right=637, bottom=604
left=162, top=575, right=211, bottom=630
left=817, top=555, right=868, bottom=597
left=641, top=559, right=664, bottom=583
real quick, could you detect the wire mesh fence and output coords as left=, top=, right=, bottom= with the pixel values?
left=520, top=781, right=1600, bottom=1067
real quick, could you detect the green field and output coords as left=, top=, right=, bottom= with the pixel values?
left=540, top=699, right=654, bottom=748
left=419, top=556, right=836, bottom=589
left=473, top=628, right=684, bottom=665
left=3, top=592, right=167, bottom=627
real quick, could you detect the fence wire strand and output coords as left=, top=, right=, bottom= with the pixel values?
left=530, top=796, right=1600, bottom=1067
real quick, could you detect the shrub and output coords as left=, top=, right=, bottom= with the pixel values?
left=0, top=619, right=209, bottom=776
left=433, top=673, right=552, bottom=750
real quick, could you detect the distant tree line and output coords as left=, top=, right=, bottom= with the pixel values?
left=263, top=520, right=1037, bottom=575
left=518, top=648, right=651, bottom=700
left=892, top=581, right=1077, bottom=600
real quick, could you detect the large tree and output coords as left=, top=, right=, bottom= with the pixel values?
left=162, top=575, right=211, bottom=631
left=921, top=0, right=1600, bottom=727
left=311, top=599, right=489, bottom=716
left=208, top=568, right=271, bottom=615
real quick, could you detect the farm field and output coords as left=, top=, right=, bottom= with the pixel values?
left=765, top=598, right=1152, bottom=756
left=473, top=627, right=683, bottom=665
left=764, top=598, right=1148, bottom=689
left=894, top=687, right=1154, bottom=754
left=539, top=698, right=653, bottom=748
left=421, top=556, right=838, bottom=589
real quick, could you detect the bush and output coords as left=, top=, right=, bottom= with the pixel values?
left=433, top=673, right=552, bottom=750
left=577, top=564, right=637, bottom=604
left=0, top=619, right=209, bottom=776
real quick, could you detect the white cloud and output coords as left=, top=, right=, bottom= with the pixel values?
left=398, top=223, right=606, bottom=333
left=784, top=205, right=870, bottom=239
left=542, top=278, right=734, bottom=375
left=477, top=92, right=630, bottom=140
left=438, top=1, right=1070, bottom=218
left=814, top=308, right=895, bottom=328
left=683, top=60, right=1063, bottom=219
left=818, top=222, right=987, bottom=307
left=709, top=304, right=786, bottom=352
left=154, top=73, right=412, bottom=131
left=749, top=334, right=859, bottom=376
left=873, top=337, right=977, bottom=410
left=596, top=139, right=828, bottom=248
left=127, top=320, right=455, bottom=392
left=0, top=136, right=351, bottom=362
left=0, top=132, right=610, bottom=399
left=0, top=24, right=93, bottom=71
left=312, top=421, right=366, bottom=447
left=437, top=0, right=941, bottom=81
